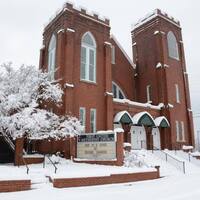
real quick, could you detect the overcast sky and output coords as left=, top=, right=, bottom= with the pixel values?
left=0, top=0, right=200, bottom=133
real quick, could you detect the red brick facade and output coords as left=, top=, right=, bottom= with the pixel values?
left=39, top=4, right=194, bottom=150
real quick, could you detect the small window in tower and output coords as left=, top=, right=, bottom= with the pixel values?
left=181, top=121, right=185, bottom=141
left=80, top=32, right=96, bottom=83
left=48, top=34, right=57, bottom=80
left=146, top=85, right=152, bottom=103
left=176, top=121, right=180, bottom=141
left=111, top=45, right=115, bottom=64
left=175, top=84, right=180, bottom=103
left=167, top=31, right=179, bottom=60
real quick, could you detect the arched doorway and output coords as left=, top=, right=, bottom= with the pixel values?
left=152, top=128, right=161, bottom=149
left=131, top=111, right=155, bottom=149
left=130, top=126, right=146, bottom=149
left=154, top=116, right=170, bottom=149
left=113, top=111, right=133, bottom=143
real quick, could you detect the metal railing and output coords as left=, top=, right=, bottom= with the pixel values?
left=151, top=145, right=186, bottom=174
left=18, top=154, right=29, bottom=174
left=43, top=154, right=58, bottom=174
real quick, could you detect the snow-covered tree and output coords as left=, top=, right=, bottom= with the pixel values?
left=0, top=63, right=83, bottom=139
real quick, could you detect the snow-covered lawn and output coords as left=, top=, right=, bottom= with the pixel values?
left=0, top=155, right=155, bottom=183
left=1, top=150, right=200, bottom=200
left=1, top=171, right=200, bottom=200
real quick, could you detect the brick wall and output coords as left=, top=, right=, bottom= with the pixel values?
left=53, top=169, right=159, bottom=188
left=0, top=180, right=31, bottom=192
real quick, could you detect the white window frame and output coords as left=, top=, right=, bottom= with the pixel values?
left=90, top=108, right=96, bottom=133
left=181, top=121, right=185, bottom=142
left=176, top=121, right=185, bottom=142
left=112, top=81, right=126, bottom=99
left=175, top=84, right=180, bottom=103
left=146, top=85, right=152, bottom=103
left=80, top=32, right=96, bottom=83
left=167, top=31, right=179, bottom=60
left=48, top=34, right=56, bottom=80
left=79, top=107, right=86, bottom=132
left=176, top=121, right=180, bottom=141
left=111, top=45, right=115, bottom=64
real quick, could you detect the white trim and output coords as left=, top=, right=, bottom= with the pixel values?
left=57, top=29, right=65, bottom=34
left=114, top=111, right=133, bottom=124
left=132, top=111, right=155, bottom=125
left=104, top=41, right=112, bottom=46
left=65, top=83, right=74, bottom=88
left=67, top=28, right=75, bottom=32
left=154, top=116, right=170, bottom=127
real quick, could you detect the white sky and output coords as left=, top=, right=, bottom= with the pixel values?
left=0, top=0, right=200, bottom=133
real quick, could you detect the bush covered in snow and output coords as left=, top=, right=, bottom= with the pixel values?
left=124, top=151, right=146, bottom=168
left=0, top=63, right=83, bottom=139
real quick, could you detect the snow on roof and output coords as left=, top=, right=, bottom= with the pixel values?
left=123, top=142, right=131, bottom=147
left=113, top=98, right=164, bottom=110
left=132, top=9, right=180, bottom=30
left=97, top=130, right=114, bottom=134
left=44, top=1, right=110, bottom=30
left=154, top=116, right=170, bottom=127
left=114, top=111, right=133, bottom=123
left=114, top=128, right=124, bottom=133
left=182, top=145, right=193, bottom=150
left=110, top=34, right=135, bottom=69
left=156, top=62, right=162, bottom=68
left=132, top=111, right=154, bottom=124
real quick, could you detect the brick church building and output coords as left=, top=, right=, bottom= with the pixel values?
left=39, top=2, right=194, bottom=150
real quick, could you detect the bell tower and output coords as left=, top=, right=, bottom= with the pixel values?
left=132, top=9, right=194, bottom=148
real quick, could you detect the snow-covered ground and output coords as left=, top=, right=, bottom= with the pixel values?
left=1, top=150, right=200, bottom=200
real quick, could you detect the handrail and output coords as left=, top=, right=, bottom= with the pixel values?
left=151, top=145, right=185, bottom=174
left=43, top=154, right=57, bottom=174
left=18, top=154, right=29, bottom=174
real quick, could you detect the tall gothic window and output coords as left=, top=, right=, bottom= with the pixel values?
left=48, top=34, right=56, bottom=80
left=167, top=31, right=179, bottom=60
left=80, top=32, right=96, bottom=82
left=112, top=82, right=126, bottom=99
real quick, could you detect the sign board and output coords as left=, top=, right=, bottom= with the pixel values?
left=77, top=132, right=116, bottom=160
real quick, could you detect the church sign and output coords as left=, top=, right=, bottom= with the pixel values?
left=77, top=132, right=116, bottom=160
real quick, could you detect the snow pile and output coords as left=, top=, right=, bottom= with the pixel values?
left=182, top=145, right=193, bottom=150
left=124, top=151, right=147, bottom=168
left=123, top=143, right=131, bottom=147
left=0, top=63, right=83, bottom=139
left=190, top=151, right=200, bottom=157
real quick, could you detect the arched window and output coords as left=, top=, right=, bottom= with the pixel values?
left=48, top=34, right=56, bottom=80
left=80, top=32, right=96, bottom=82
left=112, top=82, right=126, bottom=99
left=167, top=31, right=179, bottom=60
